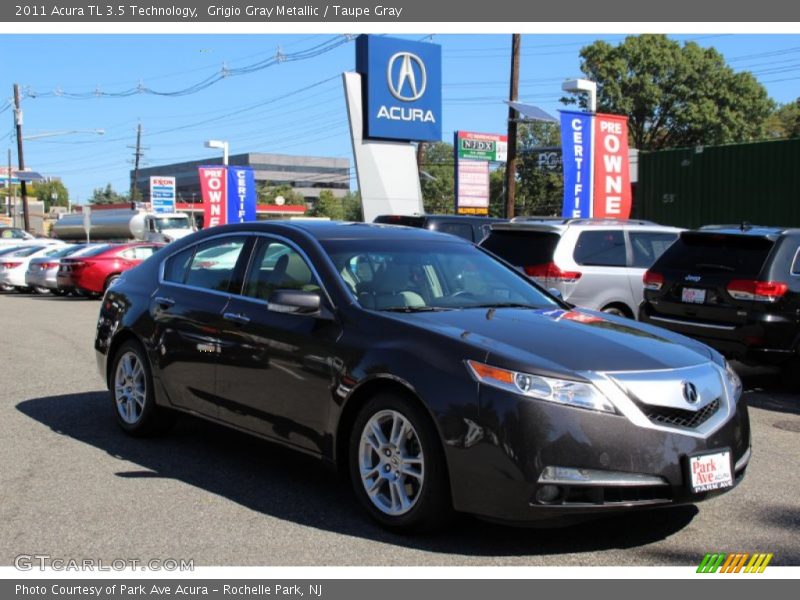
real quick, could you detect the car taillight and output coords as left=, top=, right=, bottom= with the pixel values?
left=42, top=262, right=59, bottom=269
left=523, top=262, right=582, bottom=283
left=643, top=271, right=664, bottom=291
left=727, top=279, right=788, bottom=302
left=1, top=261, right=22, bottom=269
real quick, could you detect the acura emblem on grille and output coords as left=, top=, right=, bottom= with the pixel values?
left=682, top=381, right=699, bottom=404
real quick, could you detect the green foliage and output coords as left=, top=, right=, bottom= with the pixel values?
left=310, top=189, right=345, bottom=220
left=30, top=179, right=69, bottom=211
left=342, top=191, right=363, bottom=222
left=515, top=122, right=564, bottom=216
left=419, top=141, right=455, bottom=214
left=89, top=183, right=127, bottom=205
left=766, top=99, right=800, bottom=139
left=257, top=182, right=306, bottom=206
left=568, top=35, right=774, bottom=150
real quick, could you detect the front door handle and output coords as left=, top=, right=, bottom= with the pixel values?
left=223, top=312, right=250, bottom=324
left=154, top=296, right=175, bottom=308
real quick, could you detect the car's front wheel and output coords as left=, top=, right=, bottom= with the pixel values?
left=348, top=393, right=453, bottom=532
left=111, top=340, right=175, bottom=436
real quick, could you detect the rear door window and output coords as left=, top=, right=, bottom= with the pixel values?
left=573, top=230, right=626, bottom=267
left=656, top=233, right=774, bottom=278
left=629, top=231, right=679, bottom=268
left=480, top=230, right=561, bottom=267
left=184, top=237, right=248, bottom=293
left=163, top=247, right=195, bottom=284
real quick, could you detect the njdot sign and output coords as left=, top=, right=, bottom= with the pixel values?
left=456, top=131, right=508, bottom=162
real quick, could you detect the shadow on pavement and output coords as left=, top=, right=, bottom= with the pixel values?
left=18, top=391, right=699, bottom=558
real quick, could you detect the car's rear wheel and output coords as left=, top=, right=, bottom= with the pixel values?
left=33, top=286, right=50, bottom=294
left=111, top=340, right=175, bottom=437
left=602, top=304, right=632, bottom=318
left=348, top=393, right=453, bottom=532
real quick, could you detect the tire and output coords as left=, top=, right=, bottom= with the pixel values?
left=33, top=286, right=51, bottom=295
left=51, top=289, right=67, bottom=296
left=348, top=392, right=453, bottom=532
left=602, top=305, right=631, bottom=318
left=779, top=354, right=800, bottom=392
left=110, top=340, right=175, bottom=437
left=104, top=274, right=120, bottom=293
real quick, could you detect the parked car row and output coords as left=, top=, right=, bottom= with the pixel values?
left=0, top=241, right=163, bottom=296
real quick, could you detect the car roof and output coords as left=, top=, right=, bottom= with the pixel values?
left=375, top=214, right=505, bottom=224
left=202, top=221, right=470, bottom=243
left=697, top=224, right=800, bottom=238
left=492, top=218, right=682, bottom=233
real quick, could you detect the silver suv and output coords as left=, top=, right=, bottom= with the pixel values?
left=480, top=218, right=682, bottom=318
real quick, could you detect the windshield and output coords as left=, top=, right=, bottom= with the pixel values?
left=154, top=217, right=190, bottom=232
left=322, top=239, right=561, bottom=311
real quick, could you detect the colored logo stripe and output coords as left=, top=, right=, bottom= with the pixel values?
left=697, top=553, right=772, bottom=573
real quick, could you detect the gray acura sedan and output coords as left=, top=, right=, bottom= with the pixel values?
left=95, top=221, right=750, bottom=531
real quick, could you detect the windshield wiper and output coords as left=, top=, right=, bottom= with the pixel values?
left=468, top=303, right=539, bottom=309
left=380, top=306, right=454, bottom=313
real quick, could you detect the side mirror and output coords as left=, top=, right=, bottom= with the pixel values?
left=268, top=289, right=321, bottom=315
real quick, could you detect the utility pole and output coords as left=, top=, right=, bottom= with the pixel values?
left=6, top=148, right=11, bottom=217
left=129, top=123, right=144, bottom=205
left=504, top=34, right=521, bottom=219
left=416, top=142, right=426, bottom=170
left=13, top=83, right=30, bottom=231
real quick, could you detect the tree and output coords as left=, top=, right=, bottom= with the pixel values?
left=89, top=183, right=127, bottom=205
left=310, top=189, right=345, bottom=220
left=515, top=121, right=563, bottom=216
left=342, top=191, right=363, bottom=222
left=257, top=182, right=306, bottom=206
left=31, top=179, right=69, bottom=212
left=419, top=141, right=455, bottom=214
left=567, top=35, right=774, bottom=150
left=766, top=99, right=800, bottom=138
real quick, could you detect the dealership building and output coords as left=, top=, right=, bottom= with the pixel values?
left=131, top=152, right=351, bottom=207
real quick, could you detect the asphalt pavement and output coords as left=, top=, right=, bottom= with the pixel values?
left=1, top=292, right=798, bottom=566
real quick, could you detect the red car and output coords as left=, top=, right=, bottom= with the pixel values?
left=57, top=242, right=164, bottom=296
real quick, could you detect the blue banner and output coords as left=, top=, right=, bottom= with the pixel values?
left=559, top=110, right=594, bottom=219
left=356, top=34, right=442, bottom=142
left=226, top=166, right=257, bottom=224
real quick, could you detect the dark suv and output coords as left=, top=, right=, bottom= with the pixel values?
left=639, top=224, right=800, bottom=376
left=374, top=214, right=506, bottom=243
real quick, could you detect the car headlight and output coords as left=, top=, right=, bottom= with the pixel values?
left=724, top=360, right=743, bottom=402
left=466, top=360, right=616, bottom=414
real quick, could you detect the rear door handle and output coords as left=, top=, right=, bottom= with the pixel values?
left=154, top=296, right=175, bottom=308
left=223, top=312, right=250, bottom=324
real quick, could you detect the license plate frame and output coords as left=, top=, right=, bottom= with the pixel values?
left=687, top=449, right=733, bottom=494
left=681, top=287, right=707, bottom=304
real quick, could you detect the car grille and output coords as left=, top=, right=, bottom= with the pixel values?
left=642, top=398, right=721, bottom=429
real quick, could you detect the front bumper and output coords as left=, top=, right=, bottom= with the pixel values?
left=445, top=385, right=750, bottom=523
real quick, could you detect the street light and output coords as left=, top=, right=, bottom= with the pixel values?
left=205, top=139, right=229, bottom=166
left=562, top=78, right=597, bottom=113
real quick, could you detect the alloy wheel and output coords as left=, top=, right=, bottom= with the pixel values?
left=358, top=409, right=425, bottom=516
left=114, top=351, right=147, bottom=424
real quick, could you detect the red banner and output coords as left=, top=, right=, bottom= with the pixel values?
left=592, top=113, right=631, bottom=219
left=198, top=167, right=227, bottom=228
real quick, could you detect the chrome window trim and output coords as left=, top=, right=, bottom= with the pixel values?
left=649, top=315, right=736, bottom=331
left=157, top=231, right=336, bottom=310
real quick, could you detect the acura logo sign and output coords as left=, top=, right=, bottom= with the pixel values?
left=682, top=381, right=699, bottom=404
left=387, top=52, right=427, bottom=101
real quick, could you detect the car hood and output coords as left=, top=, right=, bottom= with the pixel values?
left=383, top=307, right=713, bottom=375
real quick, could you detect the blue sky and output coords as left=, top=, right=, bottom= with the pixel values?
left=2, top=33, right=800, bottom=203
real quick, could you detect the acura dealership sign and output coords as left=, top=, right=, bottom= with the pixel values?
left=356, top=34, right=442, bottom=142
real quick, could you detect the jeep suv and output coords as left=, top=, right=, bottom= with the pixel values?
left=639, top=225, right=800, bottom=373
left=480, top=218, right=682, bottom=317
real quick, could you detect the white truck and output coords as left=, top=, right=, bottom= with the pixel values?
left=53, top=209, right=195, bottom=244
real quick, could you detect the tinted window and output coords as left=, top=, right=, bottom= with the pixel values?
left=436, top=223, right=474, bottom=241
left=9, top=246, right=48, bottom=257
left=243, top=240, right=319, bottom=301
left=792, top=248, right=800, bottom=275
left=573, top=230, right=626, bottom=267
left=163, top=247, right=195, bottom=284
left=480, top=230, right=561, bottom=267
left=323, top=239, right=560, bottom=311
left=184, top=237, right=247, bottom=292
left=654, top=233, right=774, bottom=278
left=77, top=244, right=114, bottom=258
left=629, top=231, right=679, bottom=268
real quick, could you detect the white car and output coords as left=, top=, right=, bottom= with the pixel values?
left=0, top=244, right=67, bottom=292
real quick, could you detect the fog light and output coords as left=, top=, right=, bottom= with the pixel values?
left=535, top=484, right=562, bottom=504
